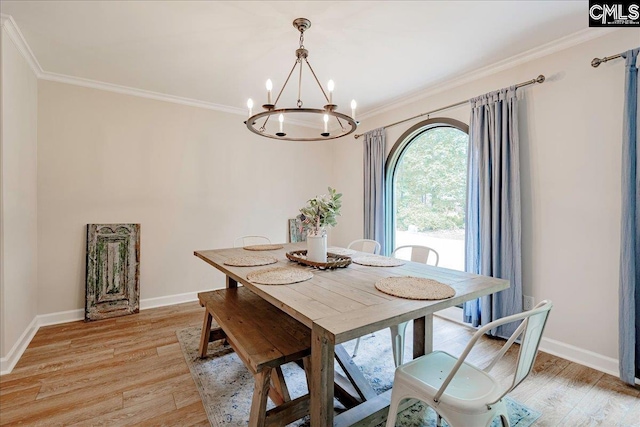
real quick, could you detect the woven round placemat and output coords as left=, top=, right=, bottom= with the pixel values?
left=224, top=255, right=278, bottom=267
left=327, top=247, right=357, bottom=256
left=243, top=244, right=284, bottom=251
left=246, top=267, right=313, bottom=285
left=375, top=276, right=456, bottom=300
left=352, top=256, right=405, bottom=267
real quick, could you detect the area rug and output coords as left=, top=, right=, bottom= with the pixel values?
left=177, top=326, right=541, bottom=427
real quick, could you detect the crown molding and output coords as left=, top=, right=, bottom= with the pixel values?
left=359, top=27, right=621, bottom=122
left=0, top=13, right=43, bottom=77
left=39, top=70, right=244, bottom=115
left=39, top=71, right=320, bottom=129
left=1, top=13, right=619, bottom=129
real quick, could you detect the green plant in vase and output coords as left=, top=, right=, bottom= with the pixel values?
left=298, top=187, right=342, bottom=238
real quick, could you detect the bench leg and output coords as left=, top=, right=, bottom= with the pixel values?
left=249, top=367, right=272, bottom=427
left=199, top=311, right=213, bottom=358
left=268, top=366, right=291, bottom=405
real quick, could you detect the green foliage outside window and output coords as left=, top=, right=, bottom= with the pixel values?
left=394, top=127, right=468, bottom=232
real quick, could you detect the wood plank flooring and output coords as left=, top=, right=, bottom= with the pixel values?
left=1, top=302, right=638, bottom=426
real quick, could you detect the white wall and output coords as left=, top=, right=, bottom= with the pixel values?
left=0, top=22, right=38, bottom=362
left=331, top=29, right=637, bottom=370
left=37, top=80, right=334, bottom=315
left=2, top=17, right=636, bottom=378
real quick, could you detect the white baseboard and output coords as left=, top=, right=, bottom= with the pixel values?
left=2, top=294, right=637, bottom=384
left=0, top=316, right=39, bottom=375
left=434, top=307, right=637, bottom=383
left=140, top=291, right=199, bottom=310
left=0, top=292, right=201, bottom=375
left=37, top=308, right=84, bottom=327
left=434, top=306, right=465, bottom=325
left=538, top=336, right=620, bottom=379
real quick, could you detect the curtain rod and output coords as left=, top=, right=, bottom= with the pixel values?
left=591, top=52, right=623, bottom=67
left=353, top=74, right=546, bottom=139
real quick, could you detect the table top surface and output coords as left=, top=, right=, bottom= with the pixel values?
left=195, top=243, right=508, bottom=343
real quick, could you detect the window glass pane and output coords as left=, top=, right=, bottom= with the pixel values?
left=393, top=126, right=468, bottom=271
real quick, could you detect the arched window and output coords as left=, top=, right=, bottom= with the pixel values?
left=385, top=118, right=469, bottom=271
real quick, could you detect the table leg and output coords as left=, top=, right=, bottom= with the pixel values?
left=413, top=314, right=433, bottom=359
left=310, top=324, right=334, bottom=427
left=226, top=276, right=238, bottom=288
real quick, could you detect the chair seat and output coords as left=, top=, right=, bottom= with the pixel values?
left=396, top=351, right=502, bottom=411
left=387, top=301, right=552, bottom=427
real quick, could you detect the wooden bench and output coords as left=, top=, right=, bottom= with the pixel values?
left=198, top=287, right=311, bottom=427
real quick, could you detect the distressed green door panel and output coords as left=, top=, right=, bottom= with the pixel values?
left=86, top=224, right=140, bottom=321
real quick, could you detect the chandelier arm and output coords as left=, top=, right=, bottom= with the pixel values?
left=297, top=57, right=304, bottom=107
left=274, top=59, right=300, bottom=107
left=304, top=58, right=331, bottom=104
left=260, top=115, right=271, bottom=132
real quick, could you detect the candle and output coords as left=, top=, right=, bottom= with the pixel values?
left=247, top=98, right=253, bottom=117
left=279, top=114, right=284, bottom=133
left=266, top=79, right=273, bottom=104
left=323, top=114, right=329, bottom=133
left=327, top=80, right=334, bottom=104
left=351, top=99, right=357, bottom=120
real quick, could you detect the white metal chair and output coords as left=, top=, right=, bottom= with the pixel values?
left=234, top=235, right=271, bottom=247
left=386, top=300, right=553, bottom=427
left=388, top=245, right=440, bottom=367
left=347, top=239, right=381, bottom=255
left=391, top=245, right=439, bottom=266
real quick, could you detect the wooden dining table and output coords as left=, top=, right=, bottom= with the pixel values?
left=194, top=243, right=509, bottom=427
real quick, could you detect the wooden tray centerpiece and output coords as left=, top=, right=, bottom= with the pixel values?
left=286, top=250, right=352, bottom=270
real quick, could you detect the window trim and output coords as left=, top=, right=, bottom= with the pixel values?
left=384, top=117, right=469, bottom=255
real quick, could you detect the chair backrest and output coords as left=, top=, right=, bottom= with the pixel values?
left=234, top=235, right=271, bottom=247
left=347, top=239, right=381, bottom=254
left=434, top=300, right=552, bottom=405
left=391, top=245, right=439, bottom=266
left=486, top=300, right=552, bottom=403
left=511, top=301, right=552, bottom=390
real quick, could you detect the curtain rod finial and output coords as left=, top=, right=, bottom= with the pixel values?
left=536, top=75, right=545, bottom=84
left=591, top=58, right=602, bottom=68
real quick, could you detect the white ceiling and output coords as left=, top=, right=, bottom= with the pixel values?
left=2, top=1, right=589, bottom=118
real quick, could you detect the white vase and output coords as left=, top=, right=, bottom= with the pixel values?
left=306, top=234, right=327, bottom=263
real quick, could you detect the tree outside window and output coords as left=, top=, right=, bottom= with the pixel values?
left=388, top=121, right=468, bottom=271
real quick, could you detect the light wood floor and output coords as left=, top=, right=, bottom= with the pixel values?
left=0, top=302, right=638, bottom=426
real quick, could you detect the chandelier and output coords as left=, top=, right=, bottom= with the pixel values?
left=245, top=18, right=358, bottom=141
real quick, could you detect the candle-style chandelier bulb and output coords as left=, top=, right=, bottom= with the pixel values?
left=247, top=98, right=254, bottom=117
left=321, top=113, right=330, bottom=137
left=276, top=113, right=286, bottom=137
left=328, top=80, right=335, bottom=104
left=266, top=79, right=273, bottom=105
